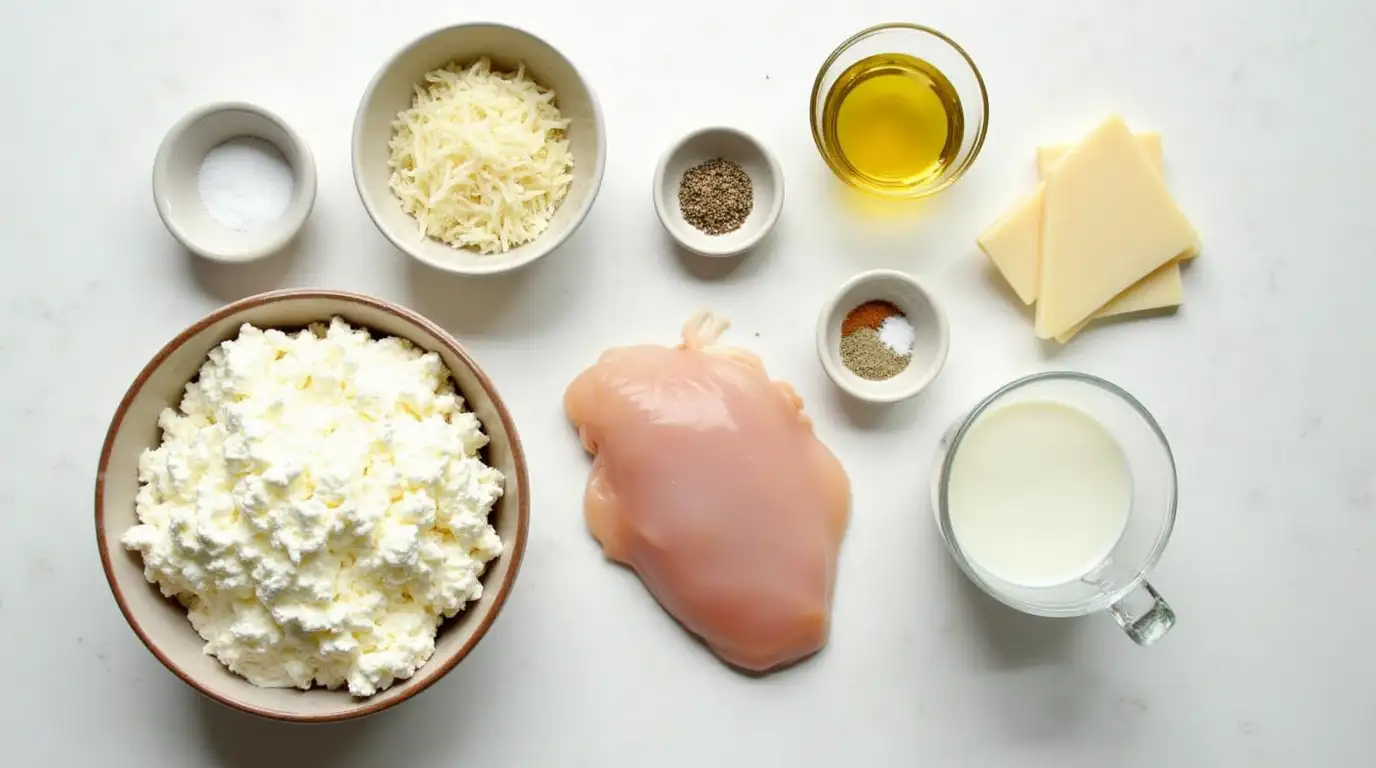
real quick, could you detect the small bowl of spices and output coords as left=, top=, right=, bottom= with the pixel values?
left=817, top=269, right=949, bottom=403
left=652, top=126, right=783, bottom=257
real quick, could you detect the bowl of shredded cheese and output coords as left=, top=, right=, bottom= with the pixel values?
left=353, top=23, right=606, bottom=276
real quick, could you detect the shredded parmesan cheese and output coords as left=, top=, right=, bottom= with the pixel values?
left=388, top=58, right=574, bottom=254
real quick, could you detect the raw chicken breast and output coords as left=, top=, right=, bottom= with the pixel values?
left=565, top=311, right=850, bottom=672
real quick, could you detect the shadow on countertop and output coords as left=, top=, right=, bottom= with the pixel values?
left=183, top=221, right=311, bottom=305
left=198, top=693, right=372, bottom=768
left=829, top=385, right=924, bottom=430
left=664, top=228, right=778, bottom=283
left=933, top=528, right=1080, bottom=671
left=402, top=241, right=583, bottom=339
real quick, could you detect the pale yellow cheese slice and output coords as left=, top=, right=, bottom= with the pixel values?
left=1042, top=132, right=1188, bottom=343
left=1039, top=135, right=1196, bottom=262
left=1035, top=116, right=1200, bottom=339
left=1053, top=261, right=1183, bottom=342
left=1038, top=133, right=1163, bottom=180
left=975, top=188, right=1042, bottom=304
left=976, top=133, right=1174, bottom=309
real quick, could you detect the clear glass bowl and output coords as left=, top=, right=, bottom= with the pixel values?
left=810, top=23, right=989, bottom=199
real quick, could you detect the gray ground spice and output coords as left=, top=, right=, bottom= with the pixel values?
left=840, top=327, right=911, bottom=380
left=678, top=158, right=753, bottom=235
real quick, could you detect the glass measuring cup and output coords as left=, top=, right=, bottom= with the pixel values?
left=931, top=372, right=1178, bottom=645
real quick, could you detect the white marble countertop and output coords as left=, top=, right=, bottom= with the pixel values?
left=2, top=1, right=1371, bottom=765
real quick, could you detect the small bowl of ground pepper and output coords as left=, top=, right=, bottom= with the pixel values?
left=652, top=126, right=784, bottom=257
left=816, top=269, right=949, bottom=404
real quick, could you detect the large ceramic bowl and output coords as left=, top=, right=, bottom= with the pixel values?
left=94, top=289, right=529, bottom=722
left=353, top=22, right=606, bottom=276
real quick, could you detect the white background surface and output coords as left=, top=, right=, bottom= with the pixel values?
left=1, top=1, right=1371, bottom=765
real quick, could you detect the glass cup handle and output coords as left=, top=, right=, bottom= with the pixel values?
left=1107, top=581, right=1176, bottom=646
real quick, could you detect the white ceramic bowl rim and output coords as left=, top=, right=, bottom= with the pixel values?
left=351, top=21, right=606, bottom=276
left=152, top=101, right=317, bottom=262
left=816, top=269, right=951, bottom=403
left=651, top=125, right=784, bottom=257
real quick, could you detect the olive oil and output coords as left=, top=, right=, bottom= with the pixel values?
left=820, top=53, right=964, bottom=192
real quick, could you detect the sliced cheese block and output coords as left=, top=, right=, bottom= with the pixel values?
left=1035, top=116, right=1200, bottom=339
left=976, top=133, right=1175, bottom=310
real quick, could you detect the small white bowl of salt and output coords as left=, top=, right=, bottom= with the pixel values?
left=153, top=102, right=316, bottom=262
left=817, top=269, right=950, bottom=404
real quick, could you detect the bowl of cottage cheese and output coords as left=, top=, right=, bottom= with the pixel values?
left=95, top=289, right=529, bottom=722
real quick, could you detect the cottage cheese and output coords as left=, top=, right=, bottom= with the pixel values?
left=122, top=318, right=504, bottom=696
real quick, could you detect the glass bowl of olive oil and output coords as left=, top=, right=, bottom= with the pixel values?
left=811, top=23, right=989, bottom=199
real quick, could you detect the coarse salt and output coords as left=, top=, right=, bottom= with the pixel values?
left=196, top=137, right=295, bottom=232
left=878, top=314, right=915, bottom=356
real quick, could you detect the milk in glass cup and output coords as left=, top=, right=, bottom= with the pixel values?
left=931, top=372, right=1178, bottom=645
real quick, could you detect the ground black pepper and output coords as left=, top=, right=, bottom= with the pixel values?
left=840, top=327, right=911, bottom=380
left=678, top=158, right=753, bottom=235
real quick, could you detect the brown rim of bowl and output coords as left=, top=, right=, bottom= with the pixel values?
left=93, top=288, right=531, bottom=723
